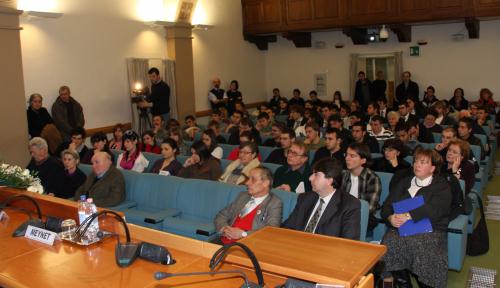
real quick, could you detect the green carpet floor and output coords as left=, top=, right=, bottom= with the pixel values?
left=447, top=153, right=500, bottom=287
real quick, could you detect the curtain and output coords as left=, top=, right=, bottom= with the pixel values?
left=349, top=53, right=359, bottom=101
left=394, top=51, right=403, bottom=91
left=126, top=58, right=149, bottom=133
left=162, top=59, right=177, bottom=120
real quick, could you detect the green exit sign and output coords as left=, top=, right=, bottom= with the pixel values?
left=410, top=46, right=420, bottom=56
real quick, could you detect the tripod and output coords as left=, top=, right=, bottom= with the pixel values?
left=137, top=107, right=152, bottom=135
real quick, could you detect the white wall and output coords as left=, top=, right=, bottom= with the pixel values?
left=264, top=20, right=500, bottom=103
left=20, top=0, right=168, bottom=129
left=192, top=0, right=267, bottom=112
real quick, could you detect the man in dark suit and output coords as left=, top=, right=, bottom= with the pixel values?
left=74, top=151, right=125, bottom=207
left=282, top=158, right=361, bottom=240
left=395, top=71, right=419, bottom=107
left=214, top=166, right=283, bottom=244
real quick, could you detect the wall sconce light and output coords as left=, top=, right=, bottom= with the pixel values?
left=144, top=21, right=212, bottom=31
left=379, top=25, right=389, bottom=41
left=24, top=11, right=63, bottom=20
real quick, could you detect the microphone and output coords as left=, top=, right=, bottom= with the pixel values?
left=154, top=269, right=259, bottom=288
left=0, top=194, right=44, bottom=237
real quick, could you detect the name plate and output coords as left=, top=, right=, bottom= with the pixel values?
left=25, top=225, right=58, bottom=246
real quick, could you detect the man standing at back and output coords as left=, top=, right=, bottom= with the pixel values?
left=282, top=158, right=360, bottom=240
left=208, top=76, right=227, bottom=111
left=51, top=85, right=85, bottom=141
left=138, top=67, right=171, bottom=122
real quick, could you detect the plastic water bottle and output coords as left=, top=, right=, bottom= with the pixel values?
left=78, top=195, right=88, bottom=225
left=85, top=198, right=99, bottom=242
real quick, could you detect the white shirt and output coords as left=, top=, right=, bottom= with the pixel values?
left=305, top=190, right=335, bottom=233
left=241, top=194, right=269, bottom=216
left=349, top=174, right=359, bottom=198
left=435, top=115, right=444, bottom=125
left=408, top=175, right=433, bottom=198
left=211, top=146, right=223, bottom=159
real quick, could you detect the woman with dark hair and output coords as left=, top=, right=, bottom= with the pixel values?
left=109, top=123, right=125, bottom=150
left=277, top=97, right=289, bottom=116
left=140, top=130, right=161, bottom=154
left=169, top=127, right=190, bottom=156
left=227, top=80, right=243, bottom=115
left=27, top=93, right=54, bottom=137
left=332, top=90, right=346, bottom=108
left=55, top=149, right=86, bottom=199
left=149, top=138, right=183, bottom=176
left=81, top=132, right=110, bottom=164
left=219, top=142, right=261, bottom=185
left=381, top=148, right=451, bottom=288
left=449, top=88, right=469, bottom=112
left=116, top=130, right=149, bottom=172
left=372, top=138, right=411, bottom=173
left=178, top=141, right=222, bottom=180
left=201, top=129, right=223, bottom=160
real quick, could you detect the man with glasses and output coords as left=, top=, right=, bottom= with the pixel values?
left=265, top=128, right=295, bottom=165
left=341, top=142, right=381, bottom=232
left=282, top=158, right=360, bottom=240
left=273, top=142, right=312, bottom=193
left=312, top=128, right=346, bottom=168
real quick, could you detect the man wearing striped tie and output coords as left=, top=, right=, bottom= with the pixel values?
left=281, top=158, right=361, bottom=240
left=214, top=166, right=283, bottom=244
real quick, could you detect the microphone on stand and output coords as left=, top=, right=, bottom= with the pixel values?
left=154, top=269, right=259, bottom=288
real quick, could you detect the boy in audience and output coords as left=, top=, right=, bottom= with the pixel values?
left=320, top=103, right=333, bottom=129
left=308, top=90, right=323, bottom=107
left=289, top=88, right=305, bottom=107
left=418, top=109, right=443, bottom=143
left=256, top=112, right=273, bottom=136
left=327, top=115, right=352, bottom=150
left=210, top=109, right=228, bottom=131
left=282, top=158, right=360, bottom=240
left=303, top=122, right=324, bottom=151
left=207, top=120, right=227, bottom=144
left=269, top=88, right=281, bottom=112
left=349, top=111, right=364, bottom=127
left=273, top=142, right=312, bottom=193
left=55, top=127, right=89, bottom=160
left=377, top=98, right=388, bottom=119
left=265, top=128, right=295, bottom=165
left=152, top=115, right=168, bottom=144
left=263, top=122, right=285, bottom=147
left=339, top=104, right=351, bottom=129
left=287, top=105, right=307, bottom=137
left=225, top=110, right=243, bottom=134
left=475, top=105, right=491, bottom=136
left=458, top=117, right=486, bottom=160
left=365, top=101, right=380, bottom=125
left=351, top=123, right=379, bottom=153
left=394, top=122, right=420, bottom=156
left=184, top=115, right=201, bottom=140
left=368, top=115, right=393, bottom=141
left=228, top=117, right=261, bottom=145
left=341, top=142, right=381, bottom=232
left=312, top=127, right=346, bottom=168
left=433, top=100, right=457, bottom=126
left=398, top=102, right=418, bottom=123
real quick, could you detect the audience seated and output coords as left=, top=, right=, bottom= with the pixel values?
left=381, top=149, right=451, bottom=288
left=377, top=98, right=388, bottom=118
left=475, top=105, right=492, bottom=137
left=81, top=132, right=109, bottom=164
left=224, top=110, right=243, bottom=134
left=386, top=111, right=400, bottom=133
left=288, top=88, right=305, bottom=107
left=372, top=138, right=411, bottom=173
left=265, top=128, right=295, bottom=165
left=287, top=104, right=307, bottom=137
left=201, top=129, right=223, bottom=160
left=351, top=123, right=379, bottom=153
left=168, top=127, right=190, bottom=156
left=394, top=122, right=420, bottom=156
left=303, top=122, right=324, bottom=151
left=184, top=115, right=202, bottom=141
left=51, top=85, right=85, bottom=141
left=256, top=112, right=272, bottom=137
left=140, top=130, right=161, bottom=154
left=228, top=117, right=261, bottom=145
left=312, top=127, right=346, bottom=168
left=108, top=123, right=124, bottom=150
left=477, top=88, right=496, bottom=114
left=368, top=115, right=393, bottom=141
left=327, top=115, right=352, bottom=150
left=116, top=130, right=149, bottom=173
left=55, top=149, right=86, bottom=199
left=419, top=109, right=443, bottom=142
left=458, top=117, right=485, bottom=160
left=220, top=142, right=261, bottom=185
left=178, top=141, right=222, bottom=181
left=227, top=131, right=262, bottom=161
left=398, top=102, right=419, bottom=123
left=282, top=158, right=360, bottom=240
left=443, top=139, right=475, bottom=194
left=149, top=138, right=183, bottom=176
left=421, top=85, right=439, bottom=108
left=434, top=100, right=457, bottom=126
left=276, top=97, right=289, bottom=116
left=152, top=115, right=168, bottom=144
left=449, top=88, right=469, bottom=112
left=207, top=119, right=227, bottom=144
left=26, top=137, right=65, bottom=195
left=262, top=122, right=284, bottom=147
left=26, top=93, right=53, bottom=138
left=273, top=142, right=312, bottom=193
left=269, top=88, right=281, bottom=112
left=364, top=101, right=379, bottom=125
left=55, top=127, right=89, bottom=160
left=341, top=142, right=381, bottom=231
left=75, top=151, right=125, bottom=207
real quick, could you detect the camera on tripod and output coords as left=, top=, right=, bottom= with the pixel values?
left=131, top=83, right=150, bottom=103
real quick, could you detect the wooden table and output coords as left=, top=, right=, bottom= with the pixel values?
left=0, top=188, right=384, bottom=287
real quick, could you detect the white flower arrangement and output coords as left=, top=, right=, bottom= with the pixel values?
left=0, top=163, right=44, bottom=194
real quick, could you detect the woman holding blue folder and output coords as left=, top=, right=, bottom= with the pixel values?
left=381, top=148, right=452, bottom=288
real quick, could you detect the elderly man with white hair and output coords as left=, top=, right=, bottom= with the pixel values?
left=26, top=137, right=65, bottom=195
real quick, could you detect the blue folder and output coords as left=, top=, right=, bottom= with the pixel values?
left=392, top=196, right=433, bottom=237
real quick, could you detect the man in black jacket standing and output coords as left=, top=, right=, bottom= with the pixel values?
left=139, top=67, right=170, bottom=123
left=395, top=71, right=419, bottom=107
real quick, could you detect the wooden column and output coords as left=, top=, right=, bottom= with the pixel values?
left=0, top=3, right=30, bottom=166
left=165, top=23, right=196, bottom=121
